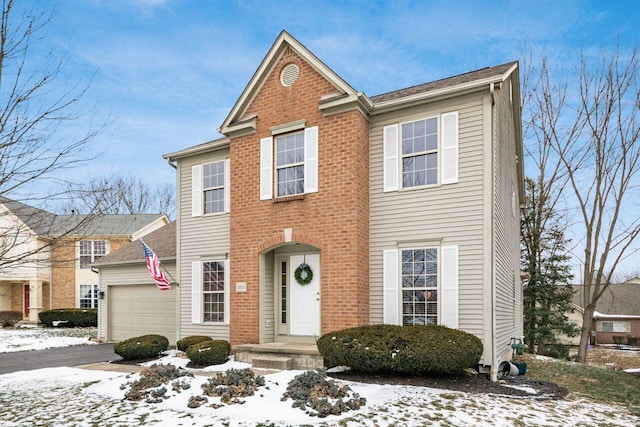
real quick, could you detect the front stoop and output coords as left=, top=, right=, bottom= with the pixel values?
left=234, top=342, right=324, bottom=370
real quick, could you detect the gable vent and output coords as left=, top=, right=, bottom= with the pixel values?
left=280, top=63, right=299, bottom=87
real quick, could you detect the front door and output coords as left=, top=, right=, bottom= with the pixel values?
left=278, top=253, right=320, bottom=337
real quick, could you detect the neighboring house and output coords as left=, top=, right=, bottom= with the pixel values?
left=93, top=222, right=177, bottom=344
left=163, top=31, right=524, bottom=376
left=0, top=196, right=169, bottom=322
left=573, top=278, right=640, bottom=345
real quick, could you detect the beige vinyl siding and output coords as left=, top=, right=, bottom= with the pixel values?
left=369, top=92, right=487, bottom=338
left=492, top=76, right=523, bottom=360
left=261, top=251, right=275, bottom=342
left=177, top=149, right=231, bottom=341
left=97, top=262, right=177, bottom=342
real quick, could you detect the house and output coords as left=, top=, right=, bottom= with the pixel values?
left=93, top=222, right=177, bottom=344
left=163, top=31, right=524, bottom=377
left=573, top=278, right=640, bottom=345
left=0, top=196, right=169, bottom=322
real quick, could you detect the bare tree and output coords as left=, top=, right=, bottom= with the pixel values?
left=63, top=173, right=176, bottom=219
left=551, top=46, right=640, bottom=363
left=0, top=0, right=103, bottom=271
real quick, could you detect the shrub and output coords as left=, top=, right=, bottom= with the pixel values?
left=186, top=340, right=230, bottom=367
left=201, top=368, right=265, bottom=404
left=317, top=324, right=483, bottom=376
left=544, top=343, right=570, bottom=360
left=281, top=370, right=366, bottom=418
left=121, top=364, right=193, bottom=403
left=114, top=334, right=169, bottom=361
left=176, top=335, right=212, bottom=352
left=38, top=308, right=97, bottom=327
left=0, top=311, right=23, bottom=327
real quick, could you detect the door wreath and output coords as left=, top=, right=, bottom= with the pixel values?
left=294, top=263, right=313, bottom=286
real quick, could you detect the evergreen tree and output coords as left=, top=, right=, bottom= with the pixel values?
left=521, top=178, right=579, bottom=354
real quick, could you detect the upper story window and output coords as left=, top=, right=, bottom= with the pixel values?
left=402, top=118, right=438, bottom=187
left=275, top=132, right=305, bottom=196
left=203, top=161, right=225, bottom=214
left=79, top=240, right=106, bottom=269
left=191, top=158, right=230, bottom=217
left=260, top=125, right=318, bottom=200
left=383, top=111, right=458, bottom=192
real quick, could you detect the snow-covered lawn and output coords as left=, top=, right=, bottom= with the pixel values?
left=0, top=326, right=97, bottom=352
left=0, top=328, right=637, bottom=426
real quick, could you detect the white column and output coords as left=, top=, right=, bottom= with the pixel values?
left=28, top=280, right=43, bottom=322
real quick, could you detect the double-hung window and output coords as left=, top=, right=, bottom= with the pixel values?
left=203, top=161, right=225, bottom=214
left=79, top=240, right=106, bottom=269
left=383, top=111, right=458, bottom=192
left=402, top=118, right=438, bottom=188
left=401, top=248, right=438, bottom=325
left=275, top=132, right=305, bottom=196
left=79, top=284, right=98, bottom=308
left=260, top=125, right=318, bottom=200
left=202, top=261, right=225, bottom=322
left=192, top=158, right=230, bottom=217
left=599, top=321, right=630, bottom=333
left=191, top=259, right=229, bottom=324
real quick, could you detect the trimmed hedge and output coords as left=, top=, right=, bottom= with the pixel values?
left=0, top=311, right=22, bottom=327
left=186, top=340, right=230, bottom=367
left=317, top=324, right=483, bottom=376
left=114, top=334, right=169, bottom=361
left=39, top=308, right=97, bottom=327
left=176, top=335, right=212, bottom=352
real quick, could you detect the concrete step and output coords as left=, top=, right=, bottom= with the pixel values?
left=251, top=355, right=294, bottom=370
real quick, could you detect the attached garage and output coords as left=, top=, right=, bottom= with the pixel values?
left=93, top=222, right=177, bottom=345
left=108, top=284, right=176, bottom=343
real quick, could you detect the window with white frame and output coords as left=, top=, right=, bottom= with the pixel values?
left=203, top=261, right=225, bottom=322
left=79, top=240, right=106, bottom=269
left=259, top=125, right=318, bottom=200
left=203, top=161, right=225, bottom=214
left=79, top=284, right=98, bottom=308
left=402, top=118, right=438, bottom=187
left=276, top=132, right=305, bottom=196
left=401, top=248, right=438, bottom=325
left=599, top=321, right=630, bottom=333
left=383, top=111, right=458, bottom=192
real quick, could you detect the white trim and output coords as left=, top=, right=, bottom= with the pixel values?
left=224, top=158, right=231, bottom=213
left=224, top=259, right=230, bottom=324
left=260, top=137, right=273, bottom=200
left=304, top=126, right=318, bottom=193
left=383, top=249, right=399, bottom=324
left=441, top=245, right=459, bottom=329
left=191, top=261, right=202, bottom=324
left=383, top=124, right=399, bottom=192
left=191, top=165, right=202, bottom=217
left=441, top=111, right=459, bottom=184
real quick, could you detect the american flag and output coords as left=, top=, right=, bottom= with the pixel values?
left=142, top=241, right=172, bottom=290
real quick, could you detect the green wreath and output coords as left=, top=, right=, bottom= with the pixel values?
left=294, top=263, right=313, bottom=286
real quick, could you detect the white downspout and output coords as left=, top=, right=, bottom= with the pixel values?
left=489, top=82, right=498, bottom=382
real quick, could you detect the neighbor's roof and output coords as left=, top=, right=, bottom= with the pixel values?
left=370, top=61, right=518, bottom=104
left=573, top=283, right=640, bottom=316
left=92, top=221, right=176, bottom=267
left=0, top=196, right=166, bottom=238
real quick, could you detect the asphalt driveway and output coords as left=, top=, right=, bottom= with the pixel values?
left=0, top=343, right=117, bottom=375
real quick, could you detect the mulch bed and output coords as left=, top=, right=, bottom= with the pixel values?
left=328, top=371, right=569, bottom=400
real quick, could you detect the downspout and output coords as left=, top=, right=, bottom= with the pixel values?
left=166, top=159, right=177, bottom=169
left=489, top=82, right=498, bottom=382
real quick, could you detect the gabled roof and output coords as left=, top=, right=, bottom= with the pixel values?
left=218, top=30, right=361, bottom=135
left=92, top=221, right=176, bottom=266
left=573, top=283, right=640, bottom=316
left=370, top=61, right=518, bottom=104
left=0, top=196, right=167, bottom=238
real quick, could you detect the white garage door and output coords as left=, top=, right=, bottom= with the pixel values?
left=108, top=285, right=176, bottom=344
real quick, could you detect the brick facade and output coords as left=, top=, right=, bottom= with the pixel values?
left=229, top=48, right=370, bottom=345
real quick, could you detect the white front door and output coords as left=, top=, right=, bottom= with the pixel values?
left=288, top=254, right=320, bottom=336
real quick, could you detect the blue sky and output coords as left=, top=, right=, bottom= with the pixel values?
left=24, top=0, right=637, bottom=189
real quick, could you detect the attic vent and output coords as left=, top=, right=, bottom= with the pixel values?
left=280, top=63, right=299, bottom=87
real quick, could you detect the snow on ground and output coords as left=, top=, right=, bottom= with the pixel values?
left=0, top=327, right=97, bottom=352
left=0, top=329, right=638, bottom=426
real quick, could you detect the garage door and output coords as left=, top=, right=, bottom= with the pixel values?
left=108, top=285, right=176, bottom=344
